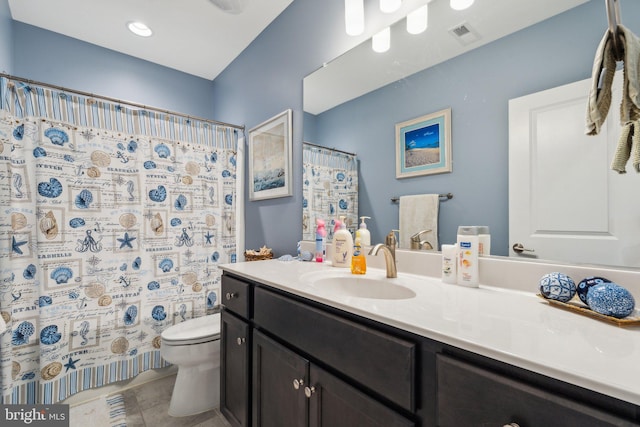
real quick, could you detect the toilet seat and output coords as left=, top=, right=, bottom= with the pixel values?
left=161, top=313, right=221, bottom=346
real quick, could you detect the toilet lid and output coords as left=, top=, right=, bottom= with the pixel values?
left=161, top=313, right=221, bottom=344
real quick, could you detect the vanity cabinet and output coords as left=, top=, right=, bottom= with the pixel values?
left=252, top=288, right=416, bottom=427
left=221, top=276, right=253, bottom=427
left=221, top=271, right=640, bottom=427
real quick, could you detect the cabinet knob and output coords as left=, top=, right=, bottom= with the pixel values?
left=503, top=424, right=520, bottom=427
left=236, top=337, right=245, bottom=345
left=304, top=386, right=316, bottom=398
left=293, top=379, right=304, bottom=390
left=226, top=292, right=238, bottom=300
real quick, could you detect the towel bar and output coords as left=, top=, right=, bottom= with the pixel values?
left=391, top=193, right=453, bottom=203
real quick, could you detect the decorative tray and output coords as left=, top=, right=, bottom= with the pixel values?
left=536, top=294, right=640, bottom=326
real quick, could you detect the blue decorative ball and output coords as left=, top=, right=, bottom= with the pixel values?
left=539, top=272, right=576, bottom=303
left=586, top=282, right=635, bottom=319
left=577, top=276, right=611, bottom=305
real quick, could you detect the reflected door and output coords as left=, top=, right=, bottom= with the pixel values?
left=509, top=71, right=640, bottom=267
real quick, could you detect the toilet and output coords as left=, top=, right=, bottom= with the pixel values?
left=160, top=313, right=221, bottom=417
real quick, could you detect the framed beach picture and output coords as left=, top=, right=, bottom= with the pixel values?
left=249, top=109, right=293, bottom=201
left=395, top=108, right=452, bottom=179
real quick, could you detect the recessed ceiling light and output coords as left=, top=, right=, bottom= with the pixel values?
left=127, top=21, right=153, bottom=37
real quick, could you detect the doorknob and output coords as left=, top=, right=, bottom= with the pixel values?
left=293, top=379, right=304, bottom=390
left=512, top=243, right=535, bottom=254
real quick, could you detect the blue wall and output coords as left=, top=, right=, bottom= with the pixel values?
left=10, top=22, right=215, bottom=119
left=216, top=0, right=637, bottom=256
left=212, top=0, right=367, bottom=256
left=0, top=0, right=12, bottom=73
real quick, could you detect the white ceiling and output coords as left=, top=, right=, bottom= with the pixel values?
left=8, top=0, right=294, bottom=81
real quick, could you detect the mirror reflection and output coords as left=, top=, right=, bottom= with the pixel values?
left=302, top=0, right=640, bottom=268
left=302, top=143, right=359, bottom=242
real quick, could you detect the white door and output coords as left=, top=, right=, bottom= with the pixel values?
left=509, top=72, right=640, bottom=267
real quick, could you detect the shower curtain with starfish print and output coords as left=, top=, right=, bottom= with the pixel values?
left=0, top=77, right=241, bottom=404
left=302, top=143, right=358, bottom=242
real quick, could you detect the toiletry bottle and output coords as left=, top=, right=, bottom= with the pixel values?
left=456, top=226, right=479, bottom=287
left=332, top=216, right=353, bottom=268
left=358, top=216, right=371, bottom=247
left=476, top=226, right=491, bottom=256
left=315, top=219, right=327, bottom=262
left=351, top=230, right=367, bottom=274
left=441, top=244, right=457, bottom=284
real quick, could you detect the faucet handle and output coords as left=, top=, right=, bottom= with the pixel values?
left=410, top=229, right=432, bottom=242
left=386, top=230, right=398, bottom=248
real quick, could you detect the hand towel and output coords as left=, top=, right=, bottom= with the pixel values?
left=399, top=194, right=439, bottom=250
left=587, top=25, right=640, bottom=173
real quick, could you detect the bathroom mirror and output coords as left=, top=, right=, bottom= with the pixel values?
left=302, top=0, right=640, bottom=268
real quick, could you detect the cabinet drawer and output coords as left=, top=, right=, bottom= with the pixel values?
left=437, top=354, right=638, bottom=427
left=222, top=275, right=252, bottom=319
left=254, top=286, right=416, bottom=412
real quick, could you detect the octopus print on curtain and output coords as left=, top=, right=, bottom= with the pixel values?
left=302, top=143, right=358, bottom=242
left=0, top=77, right=240, bottom=404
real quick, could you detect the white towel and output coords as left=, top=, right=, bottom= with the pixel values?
left=399, top=194, right=439, bottom=250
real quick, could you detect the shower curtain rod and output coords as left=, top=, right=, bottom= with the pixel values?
left=0, top=72, right=245, bottom=131
left=303, top=141, right=356, bottom=157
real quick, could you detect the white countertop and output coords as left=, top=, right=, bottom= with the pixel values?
left=220, top=259, right=640, bottom=407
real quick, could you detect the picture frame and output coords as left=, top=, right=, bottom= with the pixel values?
left=249, top=109, right=293, bottom=201
left=395, top=108, right=452, bottom=179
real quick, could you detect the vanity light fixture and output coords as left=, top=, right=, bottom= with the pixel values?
left=127, top=21, right=153, bottom=37
left=372, top=27, right=391, bottom=53
left=450, top=0, right=474, bottom=11
left=380, top=0, right=401, bottom=14
left=345, top=0, right=365, bottom=36
left=406, top=4, right=428, bottom=35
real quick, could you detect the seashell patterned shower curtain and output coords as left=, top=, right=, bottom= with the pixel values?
left=302, top=143, right=358, bottom=242
left=0, top=77, right=241, bottom=404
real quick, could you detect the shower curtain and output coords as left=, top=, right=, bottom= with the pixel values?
left=0, top=77, right=242, bottom=404
left=302, top=143, right=358, bottom=242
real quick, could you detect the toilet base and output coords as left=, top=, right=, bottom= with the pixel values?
left=168, top=364, right=220, bottom=417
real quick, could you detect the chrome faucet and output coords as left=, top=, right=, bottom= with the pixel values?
left=410, top=229, right=433, bottom=250
left=369, top=231, right=398, bottom=278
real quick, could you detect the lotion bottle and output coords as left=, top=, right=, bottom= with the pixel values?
left=351, top=230, right=367, bottom=274
left=358, top=216, right=371, bottom=247
left=332, top=216, right=353, bottom=268
left=456, top=226, right=479, bottom=287
left=441, top=244, right=457, bottom=284
left=476, top=226, right=491, bottom=256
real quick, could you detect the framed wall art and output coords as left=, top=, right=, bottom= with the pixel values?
left=248, top=109, right=293, bottom=200
left=395, top=108, right=452, bottom=178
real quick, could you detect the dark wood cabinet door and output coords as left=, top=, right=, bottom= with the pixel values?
left=308, top=364, right=415, bottom=427
left=253, top=331, right=309, bottom=427
left=221, top=310, right=251, bottom=427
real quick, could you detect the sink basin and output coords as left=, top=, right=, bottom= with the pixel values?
left=302, top=271, right=417, bottom=300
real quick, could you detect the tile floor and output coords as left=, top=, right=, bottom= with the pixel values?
left=121, top=374, right=232, bottom=427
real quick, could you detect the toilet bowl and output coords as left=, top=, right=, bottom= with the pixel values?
left=160, top=313, right=221, bottom=417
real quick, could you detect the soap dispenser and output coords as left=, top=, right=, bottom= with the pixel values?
left=332, top=216, right=354, bottom=268
left=351, top=230, right=366, bottom=275
left=358, top=216, right=371, bottom=246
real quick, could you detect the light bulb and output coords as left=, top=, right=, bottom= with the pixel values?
left=345, top=0, right=364, bottom=36
left=127, top=21, right=153, bottom=37
left=372, top=27, right=390, bottom=53
left=406, top=4, right=428, bottom=35
left=380, top=0, right=401, bottom=13
left=450, top=0, right=474, bottom=11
